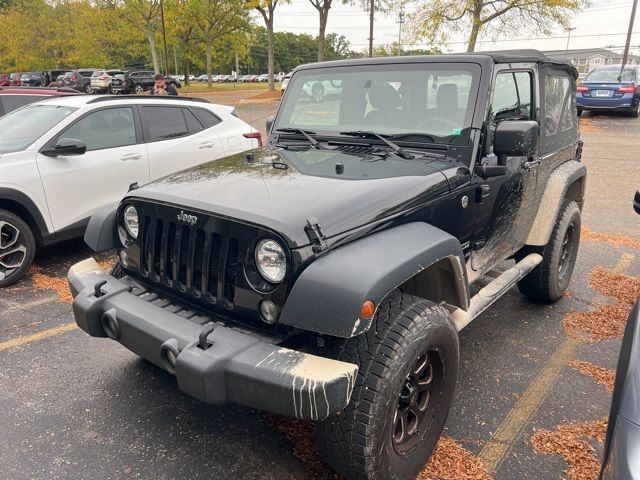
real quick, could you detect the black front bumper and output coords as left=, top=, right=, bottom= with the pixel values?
left=68, top=258, right=357, bottom=420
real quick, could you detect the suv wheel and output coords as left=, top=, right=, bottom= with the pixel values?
left=516, top=199, right=581, bottom=303
left=317, top=293, right=459, bottom=480
left=0, top=209, right=36, bottom=287
left=630, top=101, right=640, bottom=118
left=133, top=84, right=144, bottom=94
left=84, top=83, right=93, bottom=93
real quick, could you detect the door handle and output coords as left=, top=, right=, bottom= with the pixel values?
left=198, top=142, right=214, bottom=149
left=121, top=153, right=142, bottom=161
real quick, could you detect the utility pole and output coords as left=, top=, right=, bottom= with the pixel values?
left=396, top=9, right=405, bottom=55
left=564, top=26, right=576, bottom=59
left=159, top=0, right=170, bottom=76
left=621, top=0, right=639, bottom=74
left=368, top=0, right=374, bottom=57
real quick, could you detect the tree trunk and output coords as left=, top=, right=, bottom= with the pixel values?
left=318, top=8, right=329, bottom=62
left=206, top=33, right=213, bottom=87
left=146, top=24, right=160, bottom=74
left=467, top=5, right=482, bottom=53
left=267, top=16, right=275, bottom=91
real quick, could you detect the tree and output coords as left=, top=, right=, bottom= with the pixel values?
left=252, top=0, right=289, bottom=90
left=308, top=0, right=349, bottom=61
left=408, top=0, right=587, bottom=52
left=122, top=0, right=162, bottom=73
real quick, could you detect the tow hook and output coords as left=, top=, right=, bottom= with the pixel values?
left=198, top=325, right=215, bottom=350
left=94, top=280, right=108, bottom=298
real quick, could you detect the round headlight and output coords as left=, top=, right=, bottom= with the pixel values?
left=123, top=205, right=139, bottom=239
left=255, top=239, right=286, bottom=283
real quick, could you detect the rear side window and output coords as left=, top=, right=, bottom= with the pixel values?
left=61, top=107, right=137, bottom=151
left=142, top=106, right=189, bottom=141
left=191, top=107, right=221, bottom=128
left=78, top=70, right=94, bottom=77
left=182, top=108, right=203, bottom=133
left=0, top=95, right=47, bottom=115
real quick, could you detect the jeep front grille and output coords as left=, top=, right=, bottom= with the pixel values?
left=140, top=216, right=240, bottom=308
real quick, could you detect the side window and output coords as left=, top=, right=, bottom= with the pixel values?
left=191, top=107, right=222, bottom=128
left=142, top=106, right=189, bottom=141
left=61, top=107, right=136, bottom=151
left=490, top=71, right=532, bottom=123
left=543, top=75, right=573, bottom=137
left=182, top=108, right=203, bottom=133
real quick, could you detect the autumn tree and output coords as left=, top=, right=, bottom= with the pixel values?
left=408, top=0, right=587, bottom=53
left=121, top=0, right=162, bottom=72
left=252, top=0, right=289, bottom=91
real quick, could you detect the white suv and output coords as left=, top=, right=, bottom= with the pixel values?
left=0, top=95, right=262, bottom=286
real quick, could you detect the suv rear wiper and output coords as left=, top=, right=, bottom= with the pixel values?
left=339, top=131, right=414, bottom=159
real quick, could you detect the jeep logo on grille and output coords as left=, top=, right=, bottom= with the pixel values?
left=177, top=210, right=198, bottom=225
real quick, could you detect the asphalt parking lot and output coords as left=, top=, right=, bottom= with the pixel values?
left=0, top=102, right=638, bottom=480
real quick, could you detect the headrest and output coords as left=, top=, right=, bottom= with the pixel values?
left=437, top=84, right=458, bottom=110
left=367, top=81, right=401, bottom=112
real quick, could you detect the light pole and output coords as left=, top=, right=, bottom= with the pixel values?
left=564, top=27, right=576, bottom=59
left=396, top=9, right=405, bottom=55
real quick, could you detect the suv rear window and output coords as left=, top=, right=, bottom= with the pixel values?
left=142, top=106, right=189, bottom=141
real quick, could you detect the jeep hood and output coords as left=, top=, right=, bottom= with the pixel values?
left=128, top=148, right=451, bottom=248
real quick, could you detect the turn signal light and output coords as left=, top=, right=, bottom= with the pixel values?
left=576, top=85, right=589, bottom=93
left=360, top=300, right=376, bottom=320
left=243, top=131, right=264, bottom=147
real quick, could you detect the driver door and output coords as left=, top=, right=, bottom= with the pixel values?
left=470, top=67, right=540, bottom=274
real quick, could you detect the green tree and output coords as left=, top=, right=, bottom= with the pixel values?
left=252, top=0, right=290, bottom=90
left=407, top=0, right=588, bottom=52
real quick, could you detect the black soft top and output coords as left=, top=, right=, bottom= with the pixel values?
left=296, top=49, right=578, bottom=79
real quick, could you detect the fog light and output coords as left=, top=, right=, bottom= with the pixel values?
left=260, top=300, right=279, bottom=324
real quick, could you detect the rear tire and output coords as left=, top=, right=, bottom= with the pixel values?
left=629, top=101, right=640, bottom=118
left=0, top=209, right=36, bottom=287
left=133, top=84, right=144, bottom=94
left=317, top=293, right=459, bottom=480
left=577, top=108, right=583, bottom=116
left=516, top=200, right=581, bottom=303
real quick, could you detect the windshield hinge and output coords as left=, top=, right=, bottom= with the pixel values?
left=305, top=217, right=328, bottom=253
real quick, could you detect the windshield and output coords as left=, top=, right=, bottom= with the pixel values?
left=0, top=104, right=76, bottom=154
left=275, top=63, right=480, bottom=144
left=585, top=68, right=636, bottom=83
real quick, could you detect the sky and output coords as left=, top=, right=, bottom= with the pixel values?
left=255, top=0, right=640, bottom=56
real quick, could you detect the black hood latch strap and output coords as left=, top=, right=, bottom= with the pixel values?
left=305, top=217, right=328, bottom=254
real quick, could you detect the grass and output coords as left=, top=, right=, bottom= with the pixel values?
left=178, top=82, right=281, bottom=93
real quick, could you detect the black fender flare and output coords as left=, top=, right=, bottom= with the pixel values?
left=279, top=222, right=468, bottom=338
left=84, top=202, right=119, bottom=252
left=0, top=187, right=50, bottom=244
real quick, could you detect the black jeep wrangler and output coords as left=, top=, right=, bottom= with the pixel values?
left=68, top=50, right=585, bottom=480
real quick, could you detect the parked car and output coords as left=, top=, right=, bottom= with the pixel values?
left=197, top=74, right=209, bottom=82
left=256, top=73, right=269, bottom=82
left=67, top=51, right=585, bottom=480
left=280, top=72, right=291, bottom=95
left=599, top=190, right=640, bottom=480
left=9, top=73, right=23, bottom=86
left=0, top=87, right=78, bottom=116
left=111, top=70, right=181, bottom=94
left=45, top=70, right=72, bottom=86
left=576, top=65, right=640, bottom=117
left=0, top=74, right=10, bottom=86
left=0, top=95, right=261, bottom=286
left=91, top=69, right=124, bottom=93
left=65, top=69, right=98, bottom=93
left=239, top=74, right=251, bottom=82
left=19, top=72, right=48, bottom=87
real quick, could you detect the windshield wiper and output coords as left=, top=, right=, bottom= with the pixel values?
left=339, top=131, right=414, bottom=159
left=276, top=128, right=319, bottom=148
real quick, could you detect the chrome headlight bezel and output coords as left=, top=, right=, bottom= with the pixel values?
left=123, top=204, right=139, bottom=240
left=254, top=239, right=287, bottom=284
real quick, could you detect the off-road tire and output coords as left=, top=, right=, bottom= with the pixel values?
left=317, top=293, right=459, bottom=480
left=0, top=209, right=36, bottom=287
left=516, top=199, right=581, bottom=303
left=110, top=261, right=125, bottom=279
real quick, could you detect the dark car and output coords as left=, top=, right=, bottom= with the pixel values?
left=0, top=87, right=78, bottom=116
left=576, top=65, right=640, bottom=117
left=68, top=50, right=585, bottom=480
left=45, top=69, right=72, bottom=86
left=111, top=70, right=180, bottom=94
left=0, top=74, right=10, bottom=86
left=65, top=69, right=98, bottom=93
left=20, top=71, right=47, bottom=87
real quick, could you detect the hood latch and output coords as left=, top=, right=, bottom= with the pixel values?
left=305, top=217, right=328, bottom=253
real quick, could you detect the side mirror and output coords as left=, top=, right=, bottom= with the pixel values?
left=493, top=120, right=539, bottom=164
left=634, top=190, right=640, bottom=215
left=41, top=138, right=87, bottom=157
left=266, top=115, right=275, bottom=135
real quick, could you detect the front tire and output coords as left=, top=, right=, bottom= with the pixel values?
left=516, top=200, right=581, bottom=303
left=0, top=209, right=36, bottom=287
left=317, top=293, right=459, bottom=480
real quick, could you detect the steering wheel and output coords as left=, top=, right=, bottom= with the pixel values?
left=415, top=118, right=460, bottom=135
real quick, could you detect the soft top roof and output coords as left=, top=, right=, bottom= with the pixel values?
left=296, top=49, right=578, bottom=78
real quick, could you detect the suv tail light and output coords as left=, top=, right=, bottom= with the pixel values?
left=243, top=131, right=263, bottom=147
left=576, top=85, right=589, bottom=93
left=618, top=84, right=637, bottom=93
left=70, top=75, right=77, bottom=81
left=100, top=75, right=108, bottom=80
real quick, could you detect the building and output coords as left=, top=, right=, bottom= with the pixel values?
left=543, top=48, right=640, bottom=73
